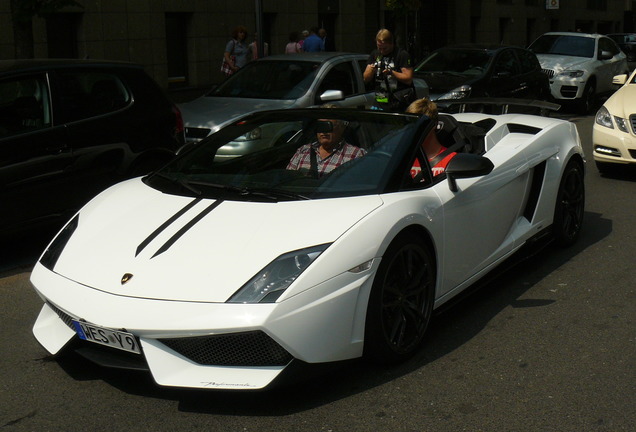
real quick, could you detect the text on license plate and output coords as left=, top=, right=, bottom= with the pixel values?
left=72, top=320, right=141, bottom=354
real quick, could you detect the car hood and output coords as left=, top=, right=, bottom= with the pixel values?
left=180, top=96, right=297, bottom=132
left=51, top=179, right=383, bottom=303
left=414, top=72, right=475, bottom=99
left=535, top=54, right=592, bottom=72
left=603, top=82, right=636, bottom=116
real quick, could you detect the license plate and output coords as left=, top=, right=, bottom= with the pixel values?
left=72, top=320, right=141, bottom=354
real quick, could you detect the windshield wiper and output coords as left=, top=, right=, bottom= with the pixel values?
left=441, top=71, right=468, bottom=77
left=150, top=172, right=202, bottom=196
left=187, top=181, right=309, bottom=202
left=251, top=188, right=310, bottom=201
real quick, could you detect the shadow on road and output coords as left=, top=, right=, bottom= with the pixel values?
left=0, top=227, right=57, bottom=276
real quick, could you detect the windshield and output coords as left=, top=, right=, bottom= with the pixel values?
left=207, top=60, right=320, bottom=100
left=529, top=35, right=595, bottom=58
left=415, top=48, right=493, bottom=75
left=145, top=110, right=428, bottom=201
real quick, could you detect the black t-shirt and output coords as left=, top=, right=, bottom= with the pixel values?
left=367, top=48, right=412, bottom=104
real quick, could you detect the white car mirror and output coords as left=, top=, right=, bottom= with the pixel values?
left=613, top=74, right=628, bottom=85
left=319, top=89, right=345, bottom=102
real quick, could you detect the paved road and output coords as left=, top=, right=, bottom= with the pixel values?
left=1, top=113, right=635, bottom=431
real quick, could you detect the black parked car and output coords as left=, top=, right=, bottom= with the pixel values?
left=0, top=59, right=185, bottom=238
left=607, top=33, right=636, bottom=62
left=414, top=44, right=550, bottom=105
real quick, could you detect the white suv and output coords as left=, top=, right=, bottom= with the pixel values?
left=529, top=32, right=628, bottom=113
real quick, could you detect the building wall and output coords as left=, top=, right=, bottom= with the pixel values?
left=0, top=0, right=631, bottom=90
left=0, top=0, right=13, bottom=60
left=454, top=0, right=629, bottom=48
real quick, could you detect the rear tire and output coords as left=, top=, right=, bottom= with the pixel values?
left=364, top=231, right=436, bottom=364
left=553, top=160, right=585, bottom=247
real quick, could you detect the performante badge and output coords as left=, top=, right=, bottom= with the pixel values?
left=121, top=273, right=133, bottom=285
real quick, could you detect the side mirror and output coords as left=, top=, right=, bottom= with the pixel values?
left=599, top=50, right=613, bottom=60
left=445, top=153, right=494, bottom=192
left=613, top=74, right=628, bottom=85
left=319, top=89, right=345, bottom=102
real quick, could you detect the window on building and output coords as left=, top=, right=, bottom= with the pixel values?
left=550, top=19, right=559, bottom=32
left=499, top=18, right=510, bottom=44
left=165, top=13, right=190, bottom=88
left=526, top=18, right=536, bottom=46
left=587, top=0, right=607, bottom=10
left=470, top=16, right=480, bottom=43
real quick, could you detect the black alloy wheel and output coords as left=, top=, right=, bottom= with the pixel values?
left=364, top=232, right=436, bottom=363
left=553, top=160, right=585, bottom=246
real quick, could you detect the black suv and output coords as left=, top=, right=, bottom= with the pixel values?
left=0, top=59, right=185, bottom=238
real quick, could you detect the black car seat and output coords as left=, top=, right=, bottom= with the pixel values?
left=437, top=113, right=487, bottom=155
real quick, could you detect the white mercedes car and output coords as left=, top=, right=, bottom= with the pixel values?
left=31, top=107, right=585, bottom=390
left=593, top=69, right=636, bottom=173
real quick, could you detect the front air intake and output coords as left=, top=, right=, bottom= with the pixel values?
left=159, top=331, right=293, bottom=366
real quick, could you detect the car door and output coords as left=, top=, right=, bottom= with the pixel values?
left=515, top=48, right=549, bottom=99
left=430, top=135, right=531, bottom=298
left=488, top=49, right=526, bottom=98
left=0, top=72, right=75, bottom=236
left=51, top=68, right=134, bottom=204
left=313, top=59, right=373, bottom=108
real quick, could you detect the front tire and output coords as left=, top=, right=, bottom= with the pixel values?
left=577, top=81, right=596, bottom=114
left=553, top=160, right=585, bottom=246
left=364, top=231, right=436, bottom=363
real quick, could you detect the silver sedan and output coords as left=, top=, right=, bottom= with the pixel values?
left=180, top=52, right=428, bottom=159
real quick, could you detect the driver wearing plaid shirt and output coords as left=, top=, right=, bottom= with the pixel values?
left=287, top=118, right=366, bottom=177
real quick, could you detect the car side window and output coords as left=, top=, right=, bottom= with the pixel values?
left=55, top=71, right=130, bottom=123
left=493, top=49, right=518, bottom=77
left=358, top=59, right=374, bottom=92
left=0, top=75, right=51, bottom=139
left=599, top=37, right=619, bottom=56
left=316, top=61, right=356, bottom=102
left=517, top=49, right=540, bottom=72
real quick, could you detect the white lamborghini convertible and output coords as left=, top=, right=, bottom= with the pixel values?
left=31, top=107, right=585, bottom=390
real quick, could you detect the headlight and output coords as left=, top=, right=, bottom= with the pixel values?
left=557, top=70, right=585, bottom=78
left=235, top=127, right=262, bottom=141
left=595, top=106, right=613, bottom=129
left=439, top=85, right=471, bottom=100
left=595, top=106, right=629, bottom=133
left=227, top=244, right=330, bottom=303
